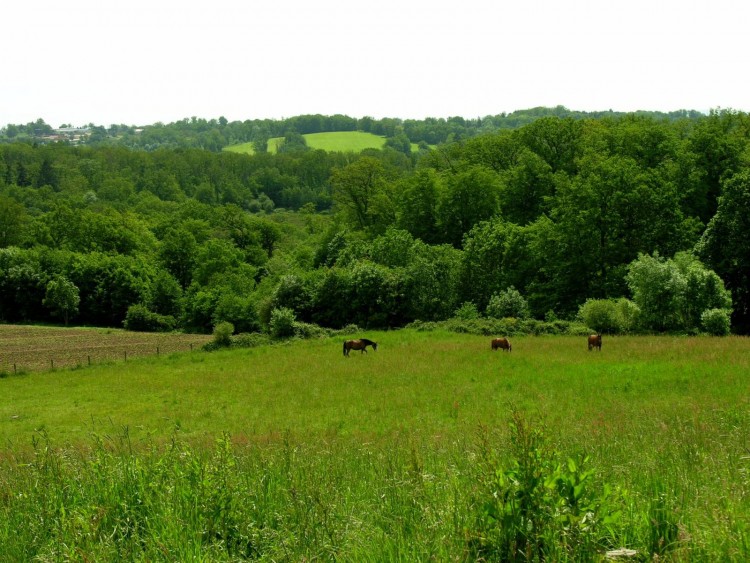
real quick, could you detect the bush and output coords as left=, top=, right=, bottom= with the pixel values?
left=123, top=304, right=177, bottom=332
left=270, top=307, right=297, bottom=339
left=436, top=317, right=591, bottom=337
left=577, top=298, right=640, bottom=334
left=231, top=332, right=272, bottom=348
left=335, top=323, right=361, bottom=336
left=485, top=286, right=530, bottom=320
left=469, top=410, right=622, bottom=560
left=212, top=321, right=234, bottom=347
left=454, top=302, right=480, bottom=320
left=292, top=321, right=328, bottom=339
left=701, top=308, right=731, bottom=336
left=212, top=293, right=261, bottom=334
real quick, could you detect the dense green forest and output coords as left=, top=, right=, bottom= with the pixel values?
left=1, top=109, right=748, bottom=335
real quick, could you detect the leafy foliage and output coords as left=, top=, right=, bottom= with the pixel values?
left=43, top=276, right=80, bottom=325
left=269, top=307, right=297, bottom=339
left=211, top=321, right=234, bottom=347
left=626, top=252, right=731, bottom=332
left=470, top=411, right=622, bottom=560
left=577, top=298, right=640, bottom=334
left=123, top=303, right=176, bottom=332
left=701, top=308, right=731, bottom=336
left=1, top=109, right=749, bottom=334
left=485, top=286, right=530, bottom=320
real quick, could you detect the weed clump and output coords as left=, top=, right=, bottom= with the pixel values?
left=469, top=410, right=624, bottom=560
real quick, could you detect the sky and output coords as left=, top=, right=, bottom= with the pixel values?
left=4, top=0, right=749, bottom=128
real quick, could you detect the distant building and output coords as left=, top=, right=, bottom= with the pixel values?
left=46, top=126, right=91, bottom=145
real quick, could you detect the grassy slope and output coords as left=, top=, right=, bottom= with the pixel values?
left=223, top=131, right=421, bottom=154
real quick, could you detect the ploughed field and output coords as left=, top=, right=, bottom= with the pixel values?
left=0, top=324, right=212, bottom=373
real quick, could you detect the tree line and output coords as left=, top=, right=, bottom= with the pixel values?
left=1, top=109, right=748, bottom=335
left=1, top=106, right=706, bottom=152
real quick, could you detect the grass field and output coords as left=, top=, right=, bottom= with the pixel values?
left=1, top=328, right=749, bottom=559
left=224, top=131, right=422, bottom=155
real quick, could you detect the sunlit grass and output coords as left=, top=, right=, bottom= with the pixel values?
left=1, top=331, right=749, bottom=558
left=223, top=131, right=423, bottom=155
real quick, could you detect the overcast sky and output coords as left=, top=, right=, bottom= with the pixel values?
left=4, top=0, right=749, bottom=128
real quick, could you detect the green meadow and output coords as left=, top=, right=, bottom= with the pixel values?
left=224, top=131, right=421, bottom=155
left=2, top=331, right=750, bottom=560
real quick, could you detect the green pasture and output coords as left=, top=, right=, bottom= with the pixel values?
left=224, top=131, right=422, bottom=155
left=2, top=331, right=748, bottom=446
left=2, top=331, right=750, bottom=560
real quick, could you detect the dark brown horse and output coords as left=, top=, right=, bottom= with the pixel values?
left=344, top=338, right=378, bottom=357
left=588, top=334, right=602, bottom=351
left=491, top=337, right=512, bottom=352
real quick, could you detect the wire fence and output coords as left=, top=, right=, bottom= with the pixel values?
left=0, top=327, right=213, bottom=375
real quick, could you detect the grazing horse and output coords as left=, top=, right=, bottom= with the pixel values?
left=588, top=334, right=602, bottom=351
left=343, top=338, right=378, bottom=357
left=491, top=337, right=512, bottom=352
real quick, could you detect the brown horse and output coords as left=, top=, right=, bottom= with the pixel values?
left=344, top=338, right=378, bottom=357
left=588, top=334, right=602, bottom=351
left=491, top=337, right=512, bottom=352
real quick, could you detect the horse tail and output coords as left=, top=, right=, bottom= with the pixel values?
left=343, top=341, right=346, bottom=356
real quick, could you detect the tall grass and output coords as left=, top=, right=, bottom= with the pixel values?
left=1, top=331, right=749, bottom=559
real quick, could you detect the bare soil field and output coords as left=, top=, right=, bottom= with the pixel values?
left=0, top=324, right=212, bottom=373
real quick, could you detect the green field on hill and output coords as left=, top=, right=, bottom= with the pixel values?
left=2, top=330, right=749, bottom=559
left=224, top=131, right=421, bottom=154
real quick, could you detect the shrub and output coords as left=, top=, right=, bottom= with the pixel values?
left=617, top=298, right=641, bottom=333
left=335, top=323, right=361, bottom=335
left=577, top=298, right=640, bottom=334
left=469, top=411, right=622, bottom=561
left=212, top=293, right=262, bottom=334
left=123, top=304, right=177, bottom=332
left=212, top=321, right=234, bottom=348
left=231, top=332, right=272, bottom=348
left=626, top=252, right=731, bottom=332
left=418, top=317, right=590, bottom=337
left=454, top=302, right=480, bottom=320
left=485, top=286, right=530, bottom=320
left=292, top=321, right=328, bottom=339
left=269, top=307, right=297, bottom=339
left=701, top=308, right=731, bottom=336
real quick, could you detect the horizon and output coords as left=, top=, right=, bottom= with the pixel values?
left=3, top=105, right=716, bottom=131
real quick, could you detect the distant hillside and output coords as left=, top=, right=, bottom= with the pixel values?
left=224, top=131, right=421, bottom=155
left=3, top=106, right=708, bottom=152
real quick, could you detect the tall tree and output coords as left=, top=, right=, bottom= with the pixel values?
left=396, top=169, right=443, bottom=243
left=697, top=170, right=750, bottom=333
left=438, top=165, right=502, bottom=247
left=331, top=156, right=388, bottom=231
left=0, top=195, right=27, bottom=247
left=43, top=276, right=80, bottom=325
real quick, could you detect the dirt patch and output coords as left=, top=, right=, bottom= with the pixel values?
left=0, top=324, right=212, bottom=373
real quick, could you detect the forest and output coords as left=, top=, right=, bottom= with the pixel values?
left=1, top=108, right=749, bottom=335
